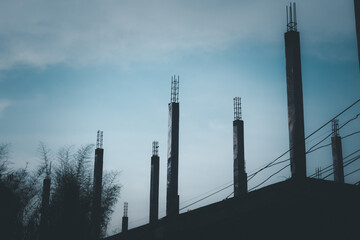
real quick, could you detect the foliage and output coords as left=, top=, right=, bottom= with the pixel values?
left=0, top=142, right=121, bottom=240
left=0, top=143, right=43, bottom=240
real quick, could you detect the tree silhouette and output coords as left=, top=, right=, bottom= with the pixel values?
left=0, top=143, right=42, bottom=240
left=41, top=144, right=121, bottom=240
left=0, top=143, right=121, bottom=240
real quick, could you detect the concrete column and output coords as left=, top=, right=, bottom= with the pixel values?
left=233, top=119, right=247, bottom=196
left=122, top=202, right=128, bottom=233
left=331, top=120, right=344, bottom=183
left=150, top=142, right=160, bottom=223
left=167, top=102, right=179, bottom=216
left=91, top=146, right=104, bottom=240
left=39, top=178, right=51, bottom=240
left=355, top=0, right=360, bottom=69
left=285, top=3, right=307, bottom=180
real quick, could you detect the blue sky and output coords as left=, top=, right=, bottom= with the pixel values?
left=0, top=0, right=359, bottom=235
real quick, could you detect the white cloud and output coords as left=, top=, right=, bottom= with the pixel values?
left=0, top=0, right=355, bottom=69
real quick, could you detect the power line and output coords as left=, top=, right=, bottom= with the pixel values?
left=307, top=112, right=360, bottom=153
left=306, top=129, right=332, bottom=144
left=307, top=130, right=360, bottom=154
left=249, top=164, right=290, bottom=191
left=343, top=131, right=360, bottom=139
left=268, top=158, right=290, bottom=167
left=309, top=148, right=360, bottom=178
left=340, top=112, right=360, bottom=130
left=175, top=99, right=360, bottom=214
left=225, top=191, right=234, bottom=199
left=344, top=148, right=360, bottom=160
left=305, top=97, right=360, bottom=140
left=179, top=181, right=233, bottom=206
left=343, top=155, right=360, bottom=168
left=179, top=183, right=233, bottom=211
left=322, top=155, right=360, bottom=179
left=344, top=167, right=360, bottom=178
left=247, top=149, right=290, bottom=181
left=248, top=99, right=360, bottom=182
left=310, top=165, right=333, bottom=178
left=307, top=143, right=331, bottom=154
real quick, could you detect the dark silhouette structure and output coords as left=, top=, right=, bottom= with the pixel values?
left=39, top=176, right=51, bottom=240
left=91, top=131, right=104, bottom=240
left=355, top=0, right=360, bottom=69
left=102, top=3, right=360, bottom=240
left=331, top=120, right=344, bottom=183
left=285, top=3, right=307, bottom=179
left=166, top=75, right=180, bottom=217
left=233, top=97, right=247, bottom=196
left=104, top=179, right=360, bottom=240
left=122, top=202, right=129, bottom=233
left=150, top=141, right=160, bottom=223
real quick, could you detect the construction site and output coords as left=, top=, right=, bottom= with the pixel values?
left=33, top=2, right=360, bottom=240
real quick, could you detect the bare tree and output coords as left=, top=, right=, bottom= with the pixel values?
left=0, top=142, right=121, bottom=240
left=0, top=143, right=42, bottom=240
left=39, top=143, right=121, bottom=240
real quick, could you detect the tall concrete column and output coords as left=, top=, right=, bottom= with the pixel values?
left=166, top=75, right=180, bottom=217
left=331, top=120, right=344, bottom=183
left=149, top=141, right=160, bottom=223
left=91, top=131, right=104, bottom=240
left=39, top=177, right=51, bottom=240
left=355, top=0, right=360, bottom=69
left=285, top=3, right=307, bottom=180
left=233, top=97, right=247, bottom=196
left=122, top=202, right=128, bottom=233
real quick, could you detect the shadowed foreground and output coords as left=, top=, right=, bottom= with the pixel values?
left=106, top=178, right=360, bottom=240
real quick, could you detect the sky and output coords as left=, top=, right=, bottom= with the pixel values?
left=0, top=0, right=359, bottom=236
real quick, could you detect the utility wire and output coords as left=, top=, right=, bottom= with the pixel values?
left=247, top=149, right=291, bottom=181
left=179, top=183, right=233, bottom=211
left=305, top=97, right=360, bottom=140
left=344, top=148, right=360, bottom=160
left=179, top=181, right=233, bottom=206
left=307, top=113, right=360, bottom=153
left=119, top=100, right=360, bottom=229
left=343, top=131, right=360, bottom=139
left=249, top=100, right=360, bottom=182
left=322, top=155, right=360, bottom=179
left=267, top=158, right=290, bottom=167
left=225, top=191, right=234, bottom=199
left=249, top=164, right=290, bottom=191
left=344, top=168, right=360, bottom=178
left=343, top=155, right=360, bottom=168
left=310, top=165, right=333, bottom=178
left=309, top=148, right=360, bottom=178
left=307, top=143, right=332, bottom=154
left=177, top=100, right=360, bottom=213
left=307, top=130, right=360, bottom=155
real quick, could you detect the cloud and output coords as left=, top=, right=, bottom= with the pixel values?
left=0, top=0, right=354, bottom=69
left=0, top=99, right=11, bottom=118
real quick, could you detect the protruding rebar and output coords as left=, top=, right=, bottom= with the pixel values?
left=331, top=119, right=344, bottom=183
left=315, top=167, right=322, bottom=179
left=152, top=141, right=159, bottom=156
left=234, top=97, right=242, bottom=120
left=123, top=202, right=128, bottom=217
left=122, top=202, right=129, bottom=232
left=167, top=76, right=180, bottom=216
left=332, top=119, right=339, bottom=137
left=286, top=2, right=298, bottom=32
left=171, top=75, right=179, bottom=103
left=150, top=142, right=160, bottom=223
left=96, top=130, right=103, bottom=149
